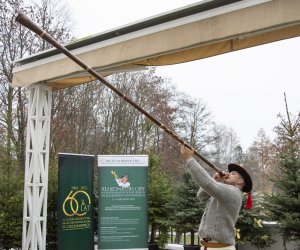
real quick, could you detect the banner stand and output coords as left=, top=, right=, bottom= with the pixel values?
left=98, top=155, right=148, bottom=250
left=57, top=153, right=94, bottom=250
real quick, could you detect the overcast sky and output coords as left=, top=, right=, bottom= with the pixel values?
left=63, top=0, right=300, bottom=149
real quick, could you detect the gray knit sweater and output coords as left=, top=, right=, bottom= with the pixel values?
left=186, top=158, right=242, bottom=245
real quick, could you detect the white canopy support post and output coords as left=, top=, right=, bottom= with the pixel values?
left=22, top=84, right=52, bottom=250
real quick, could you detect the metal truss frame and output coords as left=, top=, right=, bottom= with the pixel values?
left=22, top=84, right=52, bottom=250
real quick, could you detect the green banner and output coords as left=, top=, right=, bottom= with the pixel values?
left=57, top=153, right=94, bottom=250
left=98, top=155, right=148, bottom=250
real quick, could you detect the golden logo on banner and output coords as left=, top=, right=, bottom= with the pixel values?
left=63, top=189, right=91, bottom=217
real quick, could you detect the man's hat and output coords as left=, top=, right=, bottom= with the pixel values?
left=228, top=163, right=252, bottom=193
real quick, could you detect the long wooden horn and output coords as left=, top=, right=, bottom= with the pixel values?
left=16, top=12, right=223, bottom=174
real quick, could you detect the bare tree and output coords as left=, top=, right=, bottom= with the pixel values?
left=91, top=68, right=179, bottom=155
left=51, top=82, right=104, bottom=155
left=245, top=129, right=277, bottom=193
left=0, top=0, right=73, bottom=169
left=208, top=123, right=241, bottom=168
left=176, top=95, right=214, bottom=149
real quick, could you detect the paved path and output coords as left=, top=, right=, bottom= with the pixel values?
left=165, top=244, right=184, bottom=250
left=94, top=243, right=184, bottom=250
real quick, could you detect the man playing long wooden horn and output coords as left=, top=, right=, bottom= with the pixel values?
left=180, top=146, right=253, bottom=250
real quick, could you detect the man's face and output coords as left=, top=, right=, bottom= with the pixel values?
left=224, top=171, right=244, bottom=186
left=121, top=176, right=128, bottom=183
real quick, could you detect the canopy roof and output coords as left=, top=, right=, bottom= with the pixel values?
left=12, top=0, right=300, bottom=90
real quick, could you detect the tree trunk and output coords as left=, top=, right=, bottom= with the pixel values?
left=175, top=231, right=182, bottom=244
left=150, top=223, right=156, bottom=243
left=191, top=231, right=195, bottom=246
